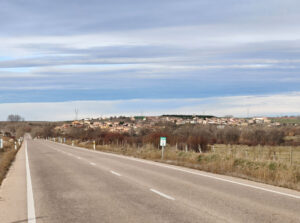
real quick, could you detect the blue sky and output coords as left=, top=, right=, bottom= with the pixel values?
left=0, top=0, right=300, bottom=120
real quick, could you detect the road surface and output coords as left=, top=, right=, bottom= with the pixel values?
left=1, top=137, right=300, bottom=222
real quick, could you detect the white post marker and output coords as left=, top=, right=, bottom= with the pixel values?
left=93, top=140, right=96, bottom=150
left=0, top=138, right=3, bottom=149
left=160, top=137, right=166, bottom=160
left=14, top=141, right=17, bottom=150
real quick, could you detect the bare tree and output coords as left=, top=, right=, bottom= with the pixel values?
left=7, top=114, right=25, bottom=122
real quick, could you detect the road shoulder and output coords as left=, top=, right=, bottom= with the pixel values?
left=0, top=144, right=27, bottom=223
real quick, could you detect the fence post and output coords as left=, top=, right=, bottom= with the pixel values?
left=290, top=147, right=293, bottom=165
left=198, top=144, right=202, bottom=153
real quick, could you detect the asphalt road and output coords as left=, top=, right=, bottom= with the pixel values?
left=4, top=138, right=300, bottom=222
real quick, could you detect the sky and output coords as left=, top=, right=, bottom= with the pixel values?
left=0, top=0, right=300, bottom=120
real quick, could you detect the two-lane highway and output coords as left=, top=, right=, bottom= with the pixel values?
left=8, top=138, right=300, bottom=222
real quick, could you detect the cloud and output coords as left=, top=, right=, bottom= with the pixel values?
left=1, top=0, right=300, bottom=35
left=0, top=0, right=300, bottom=115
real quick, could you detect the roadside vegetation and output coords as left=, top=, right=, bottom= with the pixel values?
left=0, top=137, right=20, bottom=185
left=0, top=114, right=27, bottom=185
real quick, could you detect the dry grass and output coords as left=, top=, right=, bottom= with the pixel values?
left=0, top=148, right=18, bottom=185
left=66, top=140, right=300, bottom=191
left=0, top=138, right=22, bottom=185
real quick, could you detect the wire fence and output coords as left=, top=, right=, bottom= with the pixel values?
left=213, top=145, right=300, bottom=166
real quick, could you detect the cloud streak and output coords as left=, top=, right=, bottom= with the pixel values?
left=0, top=0, right=299, bottom=118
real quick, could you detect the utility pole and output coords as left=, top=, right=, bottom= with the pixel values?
left=247, top=107, right=250, bottom=118
left=75, top=108, right=79, bottom=120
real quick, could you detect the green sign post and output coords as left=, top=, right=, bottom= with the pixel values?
left=160, top=137, right=167, bottom=159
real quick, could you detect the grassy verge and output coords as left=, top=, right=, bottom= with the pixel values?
left=0, top=142, right=20, bottom=186
left=66, top=140, right=300, bottom=191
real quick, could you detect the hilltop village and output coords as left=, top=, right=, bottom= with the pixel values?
left=54, top=115, right=284, bottom=134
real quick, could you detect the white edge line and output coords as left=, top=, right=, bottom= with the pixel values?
left=110, top=170, right=121, bottom=176
left=25, top=141, right=36, bottom=223
left=47, top=140, right=300, bottom=200
left=150, top=189, right=175, bottom=200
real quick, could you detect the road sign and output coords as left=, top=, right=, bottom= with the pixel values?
left=160, top=137, right=166, bottom=160
left=160, top=137, right=166, bottom=147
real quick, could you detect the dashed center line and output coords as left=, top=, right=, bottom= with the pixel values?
left=150, top=189, right=175, bottom=200
left=110, top=170, right=121, bottom=176
left=47, top=145, right=96, bottom=167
